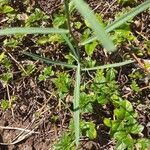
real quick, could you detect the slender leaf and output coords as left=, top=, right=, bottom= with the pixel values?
left=80, top=0, right=150, bottom=45
left=0, top=27, right=69, bottom=35
left=73, top=63, right=81, bottom=146
left=61, top=34, right=79, bottom=61
left=23, top=52, right=77, bottom=68
left=72, top=0, right=116, bottom=52
left=82, top=60, right=135, bottom=71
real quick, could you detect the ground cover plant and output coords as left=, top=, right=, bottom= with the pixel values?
left=0, top=0, right=150, bottom=149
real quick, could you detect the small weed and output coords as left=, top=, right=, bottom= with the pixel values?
left=38, top=66, right=54, bottom=81
left=53, top=72, right=71, bottom=94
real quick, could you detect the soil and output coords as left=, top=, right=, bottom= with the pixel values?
left=0, top=0, right=150, bottom=150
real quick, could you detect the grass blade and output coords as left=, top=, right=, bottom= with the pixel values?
left=72, top=0, right=116, bottom=52
left=73, top=63, right=81, bottom=146
left=80, top=0, right=150, bottom=45
left=23, top=52, right=77, bottom=68
left=61, top=34, right=79, bottom=61
left=0, top=27, right=69, bottom=35
left=82, top=60, right=135, bottom=71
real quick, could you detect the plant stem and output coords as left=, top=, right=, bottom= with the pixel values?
left=64, top=0, right=80, bottom=60
left=74, top=62, right=81, bottom=147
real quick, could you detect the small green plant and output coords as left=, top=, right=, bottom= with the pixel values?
left=80, top=120, right=97, bottom=140
left=38, top=66, right=54, bottom=81
left=130, top=80, right=140, bottom=93
left=54, top=132, right=75, bottom=150
left=0, top=0, right=14, bottom=14
left=25, top=8, right=48, bottom=27
left=0, top=96, right=16, bottom=110
left=53, top=72, right=71, bottom=94
left=0, top=52, right=13, bottom=86
left=0, top=99, right=10, bottom=110
left=22, top=64, right=36, bottom=76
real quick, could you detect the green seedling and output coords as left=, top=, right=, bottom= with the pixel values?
left=25, top=8, right=49, bottom=27
left=22, top=64, right=36, bottom=76
left=0, top=96, right=16, bottom=110
left=0, top=99, right=9, bottom=110
left=0, top=52, right=13, bottom=86
left=130, top=80, right=140, bottom=93
left=80, top=120, right=97, bottom=140
left=38, top=66, right=54, bottom=81
left=53, top=72, right=71, bottom=94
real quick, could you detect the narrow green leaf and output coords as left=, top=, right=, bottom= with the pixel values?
left=72, top=0, right=116, bottom=52
left=73, top=63, right=81, bottom=146
left=61, top=34, right=79, bottom=61
left=0, top=27, right=69, bottom=35
left=80, top=0, right=150, bottom=45
left=23, top=52, right=77, bottom=68
left=82, top=60, right=135, bottom=71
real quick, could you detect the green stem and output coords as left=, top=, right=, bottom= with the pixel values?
left=81, top=60, right=135, bottom=71
left=73, top=62, right=81, bottom=147
left=64, top=0, right=80, bottom=60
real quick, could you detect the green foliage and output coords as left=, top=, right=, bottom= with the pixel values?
left=111, top=25, right=135, bottom=46
left=22, top=64, right=36, bottom=76
left=130, top=80, right=140, bottom=92
left=83, top=57, right=96, bottom=68
left=0, top=52, right=12, bottom=69
left=0, top=5, right=14, bottom=14
left=92, top=69, right=118, bottom=104
left=0, top=53, right=13, bottom=86
left=80, top=120, right=97, bottom=140
left=136, top=138, right=150, bottom=150
left=65, top=53, right=76, bottom=64
left=129, top=71, right=144, bottom=79
left=0, top=72, right=13, bottom=86
left=53, top=132, right=75, bottom=150
left=3, top=37, right=21, bottom=48
left=53, top=72, right=71, bottom=94
left=25, top=8, right=48, bottom=27
left=81, top=0, right=150, bottom=45
left=37, top=34, right=64, bottom=44
left=72, top=0, right=116, bottom=52
left=53, top=14, right=66, bottom=28
left=0, top=0, right=14, bottom=14
left=104, top=99, right=146, bottom=150
left=0, top=99, right=10, bottom=110
left=0, top=96, right=16, bottom=110
left=74, top=21, right=82, bottom=29
left=80, top=92, right=93, bottom=113
left=85, top=41, right=98, bottom=56
left=38, top=66, right=54, bottom=81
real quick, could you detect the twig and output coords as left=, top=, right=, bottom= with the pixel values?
left=6, top=85, right=15, bottom=119
left=0, top=125, right=39, bottom=134
left=12, top=119, right=35, bottom=142
left=0, top=130, right=37, bottom=145
left=0, top=122, right=39, bottom=146
left=3, top=48, right=27, bottom=75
